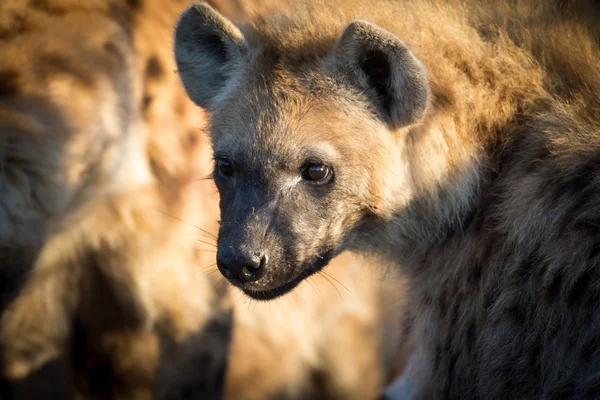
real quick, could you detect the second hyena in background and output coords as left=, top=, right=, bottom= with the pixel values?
left=175, top=0, right=600, bottom=398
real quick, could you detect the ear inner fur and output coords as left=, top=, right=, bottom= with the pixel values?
left=332, top=20, right=430, bottom=129
left=174, top=2, right=247, bottom=110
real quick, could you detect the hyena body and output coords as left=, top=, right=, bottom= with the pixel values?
left=175, top=0, right=600, bottom=398
left=0, top=0, right=406, bottom=399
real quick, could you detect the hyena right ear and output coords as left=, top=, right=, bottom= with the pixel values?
left=333, top=20, right=430, bottom=129
left=174, top=2, right=247, bottom=110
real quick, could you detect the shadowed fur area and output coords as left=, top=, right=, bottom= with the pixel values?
left=175, top=0, right=600, bottom=398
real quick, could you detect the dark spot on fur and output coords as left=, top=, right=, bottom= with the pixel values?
left=36, top=54, right=95, bottom=87
left=175, top=97, right=186, bottom=116
left=553, top=156, right=600, bottom=203
left=145, top=56, right=164, bottom=80
left=126, top=0, right=143, bottom=10
left=515, top=247, right=540, bottom=283
left=449, top=299, right=461, bottom=330
left=456, top=61, right=475, bottom=83
left=142, top=94, right=153, bottom=113
left=148, top=156, right=162, bottom=180
left=580, top=335, right=600, bottom=363
left=433, top=344, right=443, bottom=367
left=0, top=70, right=21, bottom=97
left=254, top=45, right=282, bottom=76
left=154, top=311, right=233, bottom=400
left=104, top=42, right=126, bottom=68
left=573, top=218, right=600, bottom=236
left=71, top=320, right=117, bottom=398
left=431, top=85, right=455, bottom=110
left=590, top=239, right=600, bottom=261
left=465, top=320, right=476, bottom=355
left=187, top=129, right=199, bottom=147
left=524, top=144, right=551, bottom=173
left=0, top=244, right=40, bottom=310
left=459, top=207, right=478, bottom=234
left=567, top=269, right=593, bottom=306
left=562, top=189, right=595, bottom=231
left=30, top=0, right=68, bottom=16
left=308, top=368, right=329, bottom=399
left=2, top=354, right=75, bottom=398
left=468, top=263, right=482, bottom=285
left=437, top=288, right=448, bottom=316
left=545, top=269, right=563, bottom=300
left=421, top=291, right=435, bottom=307
left=83, top=255, right=147, bottom=332
left=107, top=3, right=135, bottom=38
left=0, top=14, right=30, bottom=40
left=212, top=277, right=229, bottom=301
left=528, top=341, right=541, bottom=367
left=469, top=194, right=500, bottom=234
left=507, top=302, right=526, bottom=325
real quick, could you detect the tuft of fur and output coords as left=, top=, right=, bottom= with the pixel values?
left=175, top=0, right=600, bottom=398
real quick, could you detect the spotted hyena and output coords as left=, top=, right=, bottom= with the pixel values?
left=175, top=0, right=600, bottom=398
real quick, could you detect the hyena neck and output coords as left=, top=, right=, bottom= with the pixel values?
left=354, top=113, right=492, bottom=266
left=349, top=36, right=550, bottom=267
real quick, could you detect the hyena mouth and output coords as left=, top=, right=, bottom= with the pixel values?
left=241, top=250, right=335, bottom=301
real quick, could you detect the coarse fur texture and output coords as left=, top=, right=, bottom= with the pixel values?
left=0, top=1, right=409, bottom=399
left=175, top=0, right=600, bottom=398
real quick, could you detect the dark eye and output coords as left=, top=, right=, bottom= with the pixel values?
left=216, top=158, right=234, bottom=177
left=302, top=164, right=332, bottom=183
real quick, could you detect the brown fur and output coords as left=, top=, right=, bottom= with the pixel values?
left=175, top=0, right=600, bottom=398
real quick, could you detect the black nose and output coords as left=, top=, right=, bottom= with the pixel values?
left=217, top=251, right=268, bottom=283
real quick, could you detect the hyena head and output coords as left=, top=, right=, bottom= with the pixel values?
left=175, top=2, right=429, bottom=299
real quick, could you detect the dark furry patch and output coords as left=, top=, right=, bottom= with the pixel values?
left=154, top=310, right=234, bottom=400
left=0, top=70, right=21, bottom=97
left=145, top=56, right=164, bottom=80
left=0, top=355, right=75, bottom=400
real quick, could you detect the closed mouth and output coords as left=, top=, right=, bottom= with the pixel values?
left=237, top=250, right=334, bottom=301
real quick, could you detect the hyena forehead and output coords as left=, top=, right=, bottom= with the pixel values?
left=210, top=76, right=388, bottom=171
left=174, top=2, right=430, bottom=131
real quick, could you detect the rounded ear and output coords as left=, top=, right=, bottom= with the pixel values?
left=174, top=2, right=247, bottom=111
left=333, top=20, right=430, bottom=129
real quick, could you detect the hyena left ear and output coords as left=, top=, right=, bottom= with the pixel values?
left=174, top=2, right=247, bottom=111
left=333, top=20, right=430, bottom=129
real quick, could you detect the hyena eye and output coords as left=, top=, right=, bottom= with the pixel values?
left=302, top=164, right=332, bottom=183
left=216, top=158, right=234, bottom=177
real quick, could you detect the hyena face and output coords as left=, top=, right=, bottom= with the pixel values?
left=175, top=3, right=429, bottom=299
left=208, top=87, right=391, bottom=299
